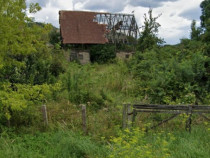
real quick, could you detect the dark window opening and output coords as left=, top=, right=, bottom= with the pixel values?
left=78, top=54, right=83, bottom=60
left=125, top=54, right=129, bottom=58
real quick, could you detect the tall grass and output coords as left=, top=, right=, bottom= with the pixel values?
left=1, top=61, right=209, bottom=158
left=167, top=126, right=210, bottom=158
left=0, top=128, right=108, bottom=158
left=108, top=126, right=210, bottom=158
left=59, top=60, right=136, bottom=110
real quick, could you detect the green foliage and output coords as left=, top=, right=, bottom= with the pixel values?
left=130, top=43, right=209, bottom=104
left=0, top=82, right=62, bottom=127
left=90, top=44, right=116, bottom=63
left=108, top=125, right=210, bottom=158
left=0, top=84, right=27, bottom=121
left=108, top=128, right=170, bottom=158
left=29, top=2, right=41, bottom=14
left=200, top=0, right=210, bottom=29
left=137, top=9, right=164, bottom=52
left=61, top=63, right=115, bottom=110
left=49, top=28, right=61, bottom=47
left=0, top=2, right=209, bottom=158
left=190, top=20, right=202, bottom=41
left=0, top=0, right=64, bottom=84
left=200, top=0, right=210, bottom=51
left=0, top=129, right=108, bottom=158
left=167, top=126, right=210, bottom=158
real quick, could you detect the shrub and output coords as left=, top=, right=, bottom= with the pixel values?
left=108, top=128, right=170, bottom=158
left=0, top=82, right=62, bottom=127
left=130, top=46, right=209, bottom=104
left=90, top=44, right=116, bottom=63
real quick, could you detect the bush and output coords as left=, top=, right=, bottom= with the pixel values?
left=0, top=129, right=108, bottom=158
left=0, top=82, right=62, bottom=127
left=90, top=44, right=116, bottom=63
left=130, top=45, right=209, bottom=104
left=108, top=128, right=170, bottom=158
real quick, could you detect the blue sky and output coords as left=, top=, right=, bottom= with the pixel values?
left=26, top=0, right=203, bottom=45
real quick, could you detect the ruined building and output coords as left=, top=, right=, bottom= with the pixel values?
left=59, top=11, right=139, bottom=64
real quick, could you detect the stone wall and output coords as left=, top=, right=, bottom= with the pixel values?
left=66, top=50, right=134, bottom=64
left=78, top=51, right=90, bottom=65
left=116, top=52, right=134, bottom=60
left=70, top=50, right=90, bottom=65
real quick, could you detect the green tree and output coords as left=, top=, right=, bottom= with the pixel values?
left=190, top=20, right=202, bottom=41
left=200, top=0, right=210, bottom=44
left=137, top=9, right=164, bottom=52
left=200, top=0, right=210, bottom=98
left=130, top=4, right=210, bottom=104
left=0, top=0, right=65, bottom=126
left=0, top=0, right=63, bottom=84
left=200, top=0, right=210, bottom=29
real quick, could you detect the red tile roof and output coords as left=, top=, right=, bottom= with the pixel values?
left=59, top=11, right=108, bottom=44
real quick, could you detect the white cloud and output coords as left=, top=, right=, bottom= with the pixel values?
left=122, top=0, right=203, bottom=44
left=27, top=0, right=73, bottom=26
left=26, top=0, right=203, bottom=44
left=76, top=0, right=129, bottom=12
left=129, top=0, right=179, bottom=8
left=155, top=0, right=203, bottom=43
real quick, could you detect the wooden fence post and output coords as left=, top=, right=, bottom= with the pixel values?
left=132, top=109, right=137, bottom=127
left=186, top=105, right=192, bottom=132
left=122, top=104, right=133, bottom=129
left=127, top=104, right=132, bottom=128
left=122, top=104, right=127, bottom=129
left=82, top=104, right=87, bottom=134
left=42, top=105, right=48, bottom=126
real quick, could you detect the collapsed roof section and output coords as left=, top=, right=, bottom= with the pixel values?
left=59, top=11, right=139, bottom=44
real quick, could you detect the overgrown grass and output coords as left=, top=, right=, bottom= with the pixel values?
left=1, top=126, right=209, bottom=158
left=59, top=61, right=137, bottom=109
left=108, top=126, right=210, bottom=158
left=0, top=128, right=108, bottom=158
left=1, top=61, right=209, bottom=158
left=167, top=126, right=210, bottom=158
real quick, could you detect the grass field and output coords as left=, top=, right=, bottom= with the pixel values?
left=0, top=62, right=209, bottom=158
left=0, top=125, right=209, bottom=158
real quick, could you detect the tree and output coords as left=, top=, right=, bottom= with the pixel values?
left=130, top=5, right=210, bottom=105
left=190, top=20, right=202, bottom=41
left=0, top=1, right=66, bottom=126
left=200, top=0, right=210, bottom=29
left=0, top=0, right=62, bottom=84
left=200, top=0, right=210, bottom=43
left=137, top=9, right=164, bottom=52
left=200, top=1, right=210, bottom=94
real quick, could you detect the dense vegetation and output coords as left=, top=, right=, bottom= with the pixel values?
left=0, top=0, right=210, bottom=157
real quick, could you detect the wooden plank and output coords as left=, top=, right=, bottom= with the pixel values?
left=199, top=113, right=210, bottom=121
left=192, top=111, right=210, bottom=114
left=148, top=113, right=180, bottom=131
left=133, top=104, right=210, bottom=111
left=131, top=104, right=210, bottom=132
left=135, top=110, right=184, bottom=114
left=192, top=106, right=210, bottom=110
left=133, top=105, right=210, bottom=113
left=134, top=105, right=189, bottom=110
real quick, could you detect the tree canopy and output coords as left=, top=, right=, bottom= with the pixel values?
left=137, top=9, right=164, bottom=52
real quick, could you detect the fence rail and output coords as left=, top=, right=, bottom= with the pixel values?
left=123, top=104, right=210, bottom=132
